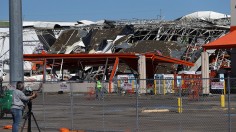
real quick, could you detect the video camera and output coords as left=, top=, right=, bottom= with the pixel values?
left=24, top=87, right=33, bottom=96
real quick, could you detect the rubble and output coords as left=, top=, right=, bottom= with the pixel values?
left=0, top=11, right=231, bottom=78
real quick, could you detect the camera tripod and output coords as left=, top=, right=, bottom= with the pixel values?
left=21, top=101, right=41, bottom=132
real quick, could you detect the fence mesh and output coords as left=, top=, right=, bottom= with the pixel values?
left=0, top=77, right=236, bottom=132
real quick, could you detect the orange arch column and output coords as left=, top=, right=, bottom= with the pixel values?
left=109, top=57, right=119, bottom=93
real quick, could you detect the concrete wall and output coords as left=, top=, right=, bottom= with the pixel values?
left=201, top=52, right=210, bottom=94
left=42, top=82, right=111, bottom=93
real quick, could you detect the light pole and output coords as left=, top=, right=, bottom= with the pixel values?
left=9, top=0, right=24, bottom=84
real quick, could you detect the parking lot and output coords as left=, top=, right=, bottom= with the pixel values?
left=0, top=92, right=236, bottom=132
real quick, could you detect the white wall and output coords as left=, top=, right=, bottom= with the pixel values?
left=42, top=82, right=112, bottom=93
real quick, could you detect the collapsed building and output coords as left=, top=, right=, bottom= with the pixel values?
left=0, top=11, right=231, bottom=81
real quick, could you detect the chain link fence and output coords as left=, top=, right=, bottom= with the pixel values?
left=0, top=77, right=236, bottom=132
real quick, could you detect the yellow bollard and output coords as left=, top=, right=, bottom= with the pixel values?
left=118, top=80, right=120, bottom=87
left=177, top=97, right=182, bottom=113
left=132, top=80, right=134, bottom=93
left=221, top=94, right=225, bottom=108
left=154, top=80, right=157, bottom=95
left=172, top=79, right=175, bottom=93
left=163, top=79, right=166, bottom=95
left=118, top=80, right=121, bottom=93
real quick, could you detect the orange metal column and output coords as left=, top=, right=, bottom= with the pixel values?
left=109, top=57, right=119, bottom=93
left=43, top=58, right=46, bottom=82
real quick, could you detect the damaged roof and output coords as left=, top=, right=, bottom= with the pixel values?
left=50, top=29, right=88, bottom=53
left=120, top=40, right=186, bottom=73
left=86, top=26, right=134, bottom=52
left=122, top=40, right=185, bottom=58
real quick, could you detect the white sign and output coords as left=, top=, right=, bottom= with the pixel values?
left=117, top=74, right=136, bottom=90
left=154, top=74, right=163, bottom=79
left=219, top=74, right=224, bottom=82
left=177, top=76, right=182, bottom=87
left=163, top=74, right=174, bottom=93
left=60, top=82, right=70, bottom=91
left=211, top=82, right=224, bottom=89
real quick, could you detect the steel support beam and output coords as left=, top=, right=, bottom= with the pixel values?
left=9, top=0, right=24, bottom=84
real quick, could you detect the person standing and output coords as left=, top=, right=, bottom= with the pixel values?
left=11, top=81, right=37, bottom=132
left=95, top=76, right=103, bottom=100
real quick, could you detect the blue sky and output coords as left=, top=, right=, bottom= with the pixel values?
left=0, top=0, right=230, bottom=22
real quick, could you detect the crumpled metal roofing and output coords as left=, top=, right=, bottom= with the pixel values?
left=87, top=26, right=133, bottom=52
left=50, top=29, right=88, bottom=53
left=49, top=25, right=134, bottom=54
left=122, top=40, right=184, bottom=57
left=121, top=40, right=186, bottom=73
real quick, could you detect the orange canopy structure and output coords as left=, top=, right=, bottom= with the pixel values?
left=23, top=53, right=193, bottom=69
left=24, top=52, right=194, bottom=78
left=203, top=30, right=236, bottom=49
left=24, top=53, right=194, bottom=93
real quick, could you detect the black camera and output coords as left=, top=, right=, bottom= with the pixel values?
left=24, top=87, right=33, bottom=96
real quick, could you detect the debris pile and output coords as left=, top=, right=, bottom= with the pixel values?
left=0, top=11, right=231, bottom=79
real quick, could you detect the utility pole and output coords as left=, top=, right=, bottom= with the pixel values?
left=9, top=0, right=24, bottom=84
left=157, top=9, right=162, bottom=20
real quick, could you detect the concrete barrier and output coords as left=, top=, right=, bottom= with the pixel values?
left=42, top=82, right=113, bottom=93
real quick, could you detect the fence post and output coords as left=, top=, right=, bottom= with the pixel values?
left=70, top=82, right=74, bottom=130
left=136, top=78, right=139, bottom=132
left=42, top=82, right=47, bottom=130
left=224, top=80, right=226, bottom=95
left=227, top=76, right=231, bottom=132
left=172, top=79, right=175, bottom=93
left=163, top=79, right=166, bottom=95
